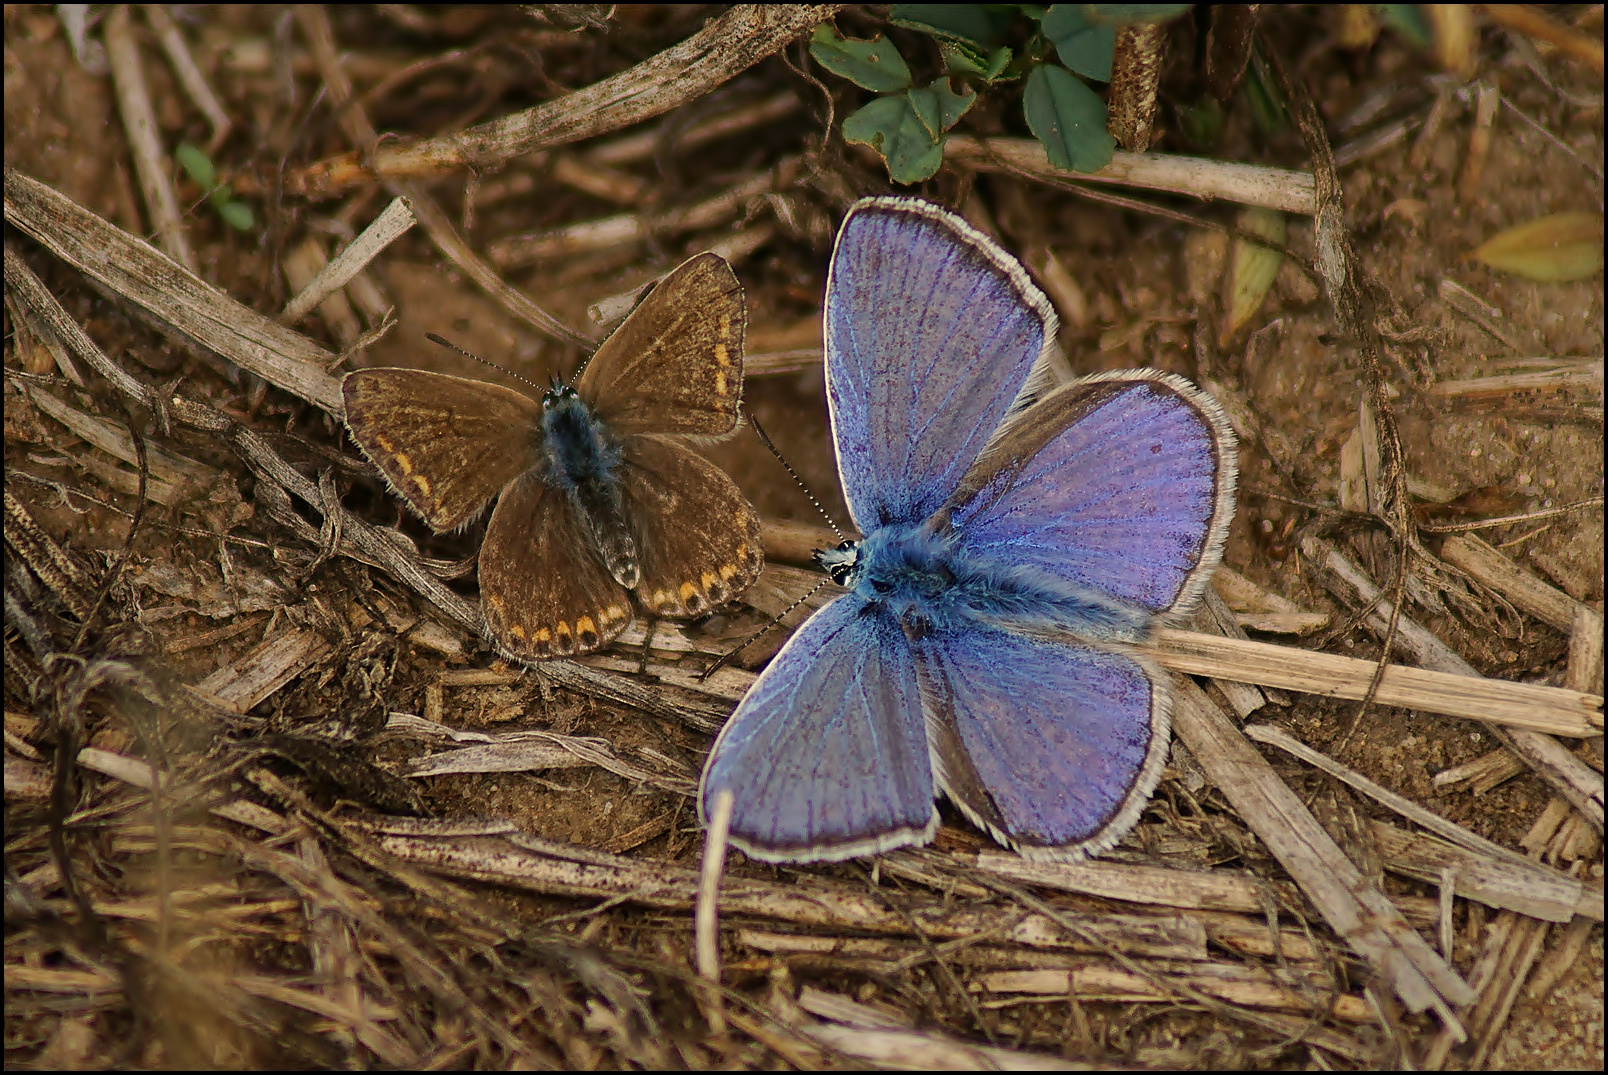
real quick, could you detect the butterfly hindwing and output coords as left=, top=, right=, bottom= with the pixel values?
left=615, top=435, right=764, bottom=618
left=947, top=371, right=1237, bottom=621
left=701, top=597, right=936, bottom=863
left=915, top=624, right=1168, bottom=861
left=478, top=470, right=633, bottom=660
left=577, top=253, right=746, bottom=437
left=342, top=369, right=543, bottom=531
left=825, top=198, right=1056, bottom=531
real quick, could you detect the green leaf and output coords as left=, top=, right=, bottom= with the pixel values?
left=1023, top=64, right=1115, bottom=173
left=908, top=85, right=944, bottom=140
left=843, top=95, right=945, bottom=184
left=175, top=143, right=216, bottom=190
left=1222, top=207, right=1286, bottom=345
left=889, top=4, right=1001, bottom=46
left=217, top=200, right=255, bottom=231
left=1374, top=4, right=1431, bottom=48
left=1084, top=4, right=1194, bottom=25
left=207, top=183, right=234, bottom=209
left=1471, top=212, right=1604, bottom=283
left=1241, top=50, right=1286, bottom=135
left=940, top=38, right=1014, bottom=82
left=906, top=77, right=976, bottom=139
left=809, top=26, right=912, bottom=93
left=932, top=76, right=977, bottom=130
left=1040, top=6, right=1115, bottom=81
left=906, top=76, right=977, bottom=140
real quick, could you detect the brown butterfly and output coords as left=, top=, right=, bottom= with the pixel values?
left=341, top=253, right=765, bottom=661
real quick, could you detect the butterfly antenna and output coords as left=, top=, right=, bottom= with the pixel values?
left=425, top=332, right=547, bottom=393
left=744, top=405, right=845, bottom=543
left=698, top=577, right=830, bottom=682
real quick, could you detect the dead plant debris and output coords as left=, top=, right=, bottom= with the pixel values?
left=5, top=4, right=1602, bottom=1069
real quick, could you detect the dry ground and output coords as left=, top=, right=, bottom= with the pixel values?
left=5, top=4, right=1602, bottom=1069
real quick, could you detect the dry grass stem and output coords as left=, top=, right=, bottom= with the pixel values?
left=22, top=383, right=213, bottom=506
left=6, top=169, right=345, bottom=411
left=297, top=5, right=593, bottom=348
left=1525, top=915, right=1597, bottom=1003
left=1435, top=747, right=1529, bottom=795
left=489, top=163, right=796, bottom=270
left=404, top=181, right=596, bottom=346
left=1458, top=81, right=1502, bottom=205
left=1368, top=819, right=1601, bottom=923
left=1305, top=536, right=1606, bottom=830
left=281, top=239, right=363, bottom=351
left=583, top=92, right=802, bottom=168
left=1426, top=361, right=1603, bottom=418
left=1437, top=277, right=1531, bottom=354
left=281, top=196, right=416, bottom=323
left=795, top=988, right=1087, bottom=1069
left=141, top=4, right=232, bottom=152
left=1149, top=628, right=1600, bottom=736
left=945, top=137, right=1317, bottom=215
left=1245, top=722, right=1573, bottom=877
left=1171, top=678, right=1476, bottom=1022
left=1479, top=2, right=1607, bottom=73
left=270, top=6, right=841, bottom=199
left=968, top=852, right=1286, bottom=914
left=1441, top=533, right=1602, bottom=634
left=752, top=518, right=1596, bottom=732
left=103, top=5, right=194, bottom=271
left=196, top=627, right=335, bottom=713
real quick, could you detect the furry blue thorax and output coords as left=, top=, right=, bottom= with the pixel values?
left=829, top=523, right=1150, bottom=641
left=540, top=385, right=622, bottom=492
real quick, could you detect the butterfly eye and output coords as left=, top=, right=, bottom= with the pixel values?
left=871, top=578, right=893, bottom=594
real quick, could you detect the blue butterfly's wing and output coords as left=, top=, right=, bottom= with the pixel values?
left=699, top=596, right=936, bottom=862
left=914, top=624, right=1167, bottom=859
left=825, top=198, right=1056, bottom=531
left=947, top=371, right=1236, bottom=623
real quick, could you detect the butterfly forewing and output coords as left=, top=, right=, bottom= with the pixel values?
left=342, top=369, right=543, bottom=531
left=701, top=597, right=937, bottom=863
left=479, top=470, right=633, bottom=660
left=615, top=435, right=764, bottom=618
left=946, top=371, right=1237, bottom=620
left=577, top=253, right=746, bottom=437
left=825, top=198, right=1056, bottom=531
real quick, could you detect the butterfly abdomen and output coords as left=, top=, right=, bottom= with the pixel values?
left=541, top=386, right=639, bottom=588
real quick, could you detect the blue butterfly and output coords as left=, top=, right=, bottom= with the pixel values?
left=700, top=197, right=1236, bottom=863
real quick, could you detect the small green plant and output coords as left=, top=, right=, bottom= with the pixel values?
left=810, top=4, right=1191, bottom=185
left=175, top=144, right=255, bottom=231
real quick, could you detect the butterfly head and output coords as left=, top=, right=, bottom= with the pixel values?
left=817, top=525, right=968, bottom=625
left=814, top=540, right=861, bottom=587
left=541, top=379, right=577, bottom=407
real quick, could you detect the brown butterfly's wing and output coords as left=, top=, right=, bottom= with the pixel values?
left=342, top=369, right=542, bottom=531
left=480, top=471, right=633, bottom=659
left=616, top=435, right=764, bottom=618
left=576, top=253, right=746, bottom=437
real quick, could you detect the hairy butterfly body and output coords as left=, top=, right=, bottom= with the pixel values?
left=342, top=253, right=765, bottom=663
left=701, top=199, right=1236, bottom=862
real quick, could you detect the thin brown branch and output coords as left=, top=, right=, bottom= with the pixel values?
left=257, top=5, right=842, bottom=200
